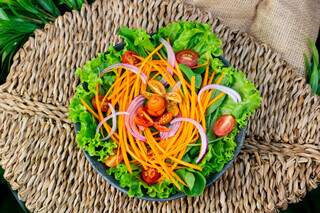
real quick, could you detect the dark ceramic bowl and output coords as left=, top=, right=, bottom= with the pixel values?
left=75, top=43, right=246, bottom=201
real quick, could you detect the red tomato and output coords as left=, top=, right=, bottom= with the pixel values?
left=176, top=50, right=199, bottom=68
left=146, top=94, right=166, bottom=117
left=136, top=107, right=154, bottom=124
left=134, top=116, right=153, bottom=128
left=141, top=168, right=161, bottom=185
left=154, top=123, right=170, bottom=132
left=121, top=51, right=140, bottom=65
left=212, top=115, right=236, bottom=137
left=134, top=107, right=154, bottom=127
left=91, top=95, right=109, bottom=112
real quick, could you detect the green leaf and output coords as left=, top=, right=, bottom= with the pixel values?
left=177, top=169, right=206, bottom=196
left=304, top=53, right=311, bottom=80
left=118, top=26, right=155, bottom=57
left=308, top=38, right=319, bottom=66
left=0, top=8, right=9, bottom=20
left=176, top=169, right=195, bottom=190
left=36, top=0, right=60, bottom=17
left=309, top=63, right=319, bottom=94
left=179, top=64, right=202, bottom=88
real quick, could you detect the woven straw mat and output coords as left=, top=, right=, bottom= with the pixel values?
left=0, top=0, right=319, bottom=212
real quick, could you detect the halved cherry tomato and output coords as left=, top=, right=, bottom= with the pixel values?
left=176, top=50, right=199, bottom=68
left=104, top=153, right=123, bottom=168
left=136, top=107, right=154, bottom=124
left=134, top=107, right=154, bottom=127
left=121, top=51, right=140, bottom=65
left=154, top=123, right=170, bottom=132
left=146, top=94, right=166, bottom=117
left=134, top=116, right=153, bottom=128
left=141, top=168, right=161, bottom=185
left=212, top=115, right=236, bottom=137
left=157, top=112, right=173, bottom=125
left=92, top=95, right=109, bottom=112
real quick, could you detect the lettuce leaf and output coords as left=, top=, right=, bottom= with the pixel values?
left=156, top=21, right=222, bottom=67
left=108, top=164, right=177, bottom=198
left=220, top=68, right=261, bottom=127
left=69, top=47, right=120, bottom=161
left=118, top=27, right=155, bottom=57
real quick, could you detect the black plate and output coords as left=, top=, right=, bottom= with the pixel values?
left=75, top=43, right=246, bottom=201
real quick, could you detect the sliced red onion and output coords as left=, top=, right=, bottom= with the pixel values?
left=170, top=117, right=208, bottom=163
left=96, top=111, right=129, bottom=141
left=159, top=121, right=181, bottom=140
left=125, top=95, right=146, bottom=141
left=100, top=63, right=147, bottom=83
left=198, top=84, right=242, bottom=104
left=159, top=38, right=175, bottom=74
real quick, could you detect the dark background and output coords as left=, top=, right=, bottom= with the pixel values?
left=0, top=32, right=319, bottom=213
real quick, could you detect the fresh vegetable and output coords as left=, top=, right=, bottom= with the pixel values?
left=212, top=115, right=236, bottom=137
left=171, top=117, right=208, bottom=163
left=157, top=112, right=173, bottom=125
left=100, top=63, right=147, bottom=83
left=121, top=50, right=141, bottom=65
left=69, top=21, right=261, bottom=198
left=105, top=152, right=124, bottom=168
left=92, top=95, right=109, bottom=112
left=142, top=168, right=162, bottom=185
left=304, top=39, right=320, bottom=95
left=176, top=50, right=199, bottom=68
left=146, top=94, right=166, bottom=117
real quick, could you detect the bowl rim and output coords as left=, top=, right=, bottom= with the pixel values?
left=74, top=42, right=246, bottom=202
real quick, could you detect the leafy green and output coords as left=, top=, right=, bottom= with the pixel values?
left=118, top=26, right=155, bottom=57
left=0, top=0, right=92, bottom=83
left=108, top=164, right=177, bottom=198
left=304, top=39, right=320, bottom=95
left=176, top=169, right=206, bottom=196
left=156, top=21, right=222, bottom=66
left=69, top=49, right=120, bottom=161
left=179, top=64, right=202, bottom=88
left=220, top=68, right=261, bottom=127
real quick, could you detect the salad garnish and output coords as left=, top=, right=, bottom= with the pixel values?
left=69, top=21, right=261, bottom=198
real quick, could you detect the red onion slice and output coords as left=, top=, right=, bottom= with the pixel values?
left=125, top=95, right=146, bottom=141
left=198, top=84, right=242, bottom=104
left=159, top=121, right=181, bottom=140
left=100, top=63, right=147, bottom=83
left=159, top=38, right=175, bottom=74
left=171, top=117, right=208, bottom=163
left=96, top=107, right=129, bottom=141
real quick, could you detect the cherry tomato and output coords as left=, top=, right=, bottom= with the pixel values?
left=104, top=153, right=123, bottom=168
left=146, top=94, right=166, bottom=117
left=141, top=168, right=161, bottom=185
left=134, top=116, right=153, bottom=128
left=136, top=107, right=154, bottom=124
left=92, top=95, right=109, bottom=112
left=154, top=124, right=170, bottom=132
left=212, top=115, right=236, bottom=137
left=176, top=50, right=199, bottom=68
left=121, top=51, right=140, bottom=65
left=157, top=112, right=173, bottom=125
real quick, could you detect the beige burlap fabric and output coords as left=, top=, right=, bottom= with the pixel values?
left=188, top=0, right=320, bottom=74
left=0, top=0, right=319, bottom=212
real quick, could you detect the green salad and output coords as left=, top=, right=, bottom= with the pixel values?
left=69, top=21, right=261, bottom=198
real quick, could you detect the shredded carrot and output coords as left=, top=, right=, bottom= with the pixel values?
left=80, top=98, right=99, bottom=120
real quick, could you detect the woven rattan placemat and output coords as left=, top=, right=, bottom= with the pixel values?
left=0, top=0, right=319, bottom=212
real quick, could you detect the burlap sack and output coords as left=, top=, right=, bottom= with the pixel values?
left=188, top=0, right=320, bottom=75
